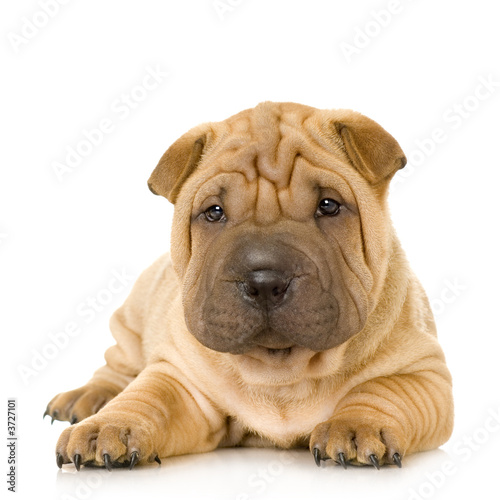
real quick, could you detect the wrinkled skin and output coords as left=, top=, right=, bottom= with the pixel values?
left=45, top=102, right=453, bottom=471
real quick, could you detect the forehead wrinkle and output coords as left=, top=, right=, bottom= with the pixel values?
left=254, top=176, right=282, bottom=225
left=208, top=103, right=353, bottom=195
left=293, top=157, right=360, bottom=208
left=202, top=139, right=259, bottom=185
left=190, top=171, right=236, bottom=207
left=249, top=105, right=282, bottom=182
left=251, top=112, right=319, bottom=190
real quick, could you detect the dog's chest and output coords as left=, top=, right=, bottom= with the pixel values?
left=220, top=384, right=340, bottom=448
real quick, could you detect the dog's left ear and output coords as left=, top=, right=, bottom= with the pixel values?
left=148, top=125, right=210, bottom=203
left=331, top=111, right=406, bottom=185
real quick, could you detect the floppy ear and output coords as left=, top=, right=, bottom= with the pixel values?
left=332, top=111, right=406, bottom=185
left=148, top=126, right=209, bottom=203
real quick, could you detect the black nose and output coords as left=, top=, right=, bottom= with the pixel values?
left=242, top=270, right=290, bottom=307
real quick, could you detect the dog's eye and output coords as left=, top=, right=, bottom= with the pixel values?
left=204, top=205, right=226, bottom=222
left=316, top=198, right=341, bottom=217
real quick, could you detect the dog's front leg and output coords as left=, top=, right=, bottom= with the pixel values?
left=55, top=362, right=226, bottom=470
left=310, top=364, right=453, bottom=468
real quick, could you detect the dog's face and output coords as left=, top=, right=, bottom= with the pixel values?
left=149, top=103, right=406, bottom=370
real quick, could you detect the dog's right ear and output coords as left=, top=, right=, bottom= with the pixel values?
left=148, top=126, right=209, bottom=203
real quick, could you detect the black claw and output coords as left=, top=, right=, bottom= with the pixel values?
left=393, top=453, right=402, bottom=468
left=312, top=447, right=322, bottom=467
left=73, top=454, right=81, bottom=471
left=369, top=454, right=380, bottom=470
left=103, top=453, right=112, bottom=472
left=43, top=410, right=49, bottom=419
left=154, top=455, right=162, bottom=465
left=338, top=452, right=348, bottom=469
left=51, top=417, right=55, bottom=425
left=56, top=453, right=64, bottom=469
left=70, top=415, right=77, bottom=425
left=129, top=451, right=139, bottom=470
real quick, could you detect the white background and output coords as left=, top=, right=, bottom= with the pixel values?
left=1, top=0, right=499, bottom=499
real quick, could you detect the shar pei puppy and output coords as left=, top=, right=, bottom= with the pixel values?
left=45, top=102, right=453, bottom=470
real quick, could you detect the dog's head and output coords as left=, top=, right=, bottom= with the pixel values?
left=149, top=102, right=405, bottom=371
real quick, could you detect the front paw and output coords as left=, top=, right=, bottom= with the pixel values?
left=55, top=413, right=161, bottom=470
left=310, top=414, right=407, bottom=468
left=45, top=384, right=118, bottom=424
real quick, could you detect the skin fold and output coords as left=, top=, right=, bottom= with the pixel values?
left=46, top=102, right=453, bottom=470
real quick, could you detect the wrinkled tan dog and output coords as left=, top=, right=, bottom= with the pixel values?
left=46, top=102, right=453, bottom=471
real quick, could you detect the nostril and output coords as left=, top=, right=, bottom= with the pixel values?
left=242, top=270, right=290, bottom=306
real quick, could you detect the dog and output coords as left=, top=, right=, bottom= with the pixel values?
left=45, top=102, right=453, bottom=470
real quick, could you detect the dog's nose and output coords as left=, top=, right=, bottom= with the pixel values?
left=243, top=270, right=290, bottom=307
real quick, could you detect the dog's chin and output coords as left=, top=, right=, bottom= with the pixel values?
left=231, top=345, right=317, bottom=386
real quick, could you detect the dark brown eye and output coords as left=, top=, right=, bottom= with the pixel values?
left=316, top=198, right=341, bottom=217
left=204, top=205, right=226, bottom=222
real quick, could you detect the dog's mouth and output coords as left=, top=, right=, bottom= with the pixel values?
left=246, top=344, right=299, bottom=362
left=264, top=346, right=293, bottom=357
left=250, top=329, right=296, bottom=358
